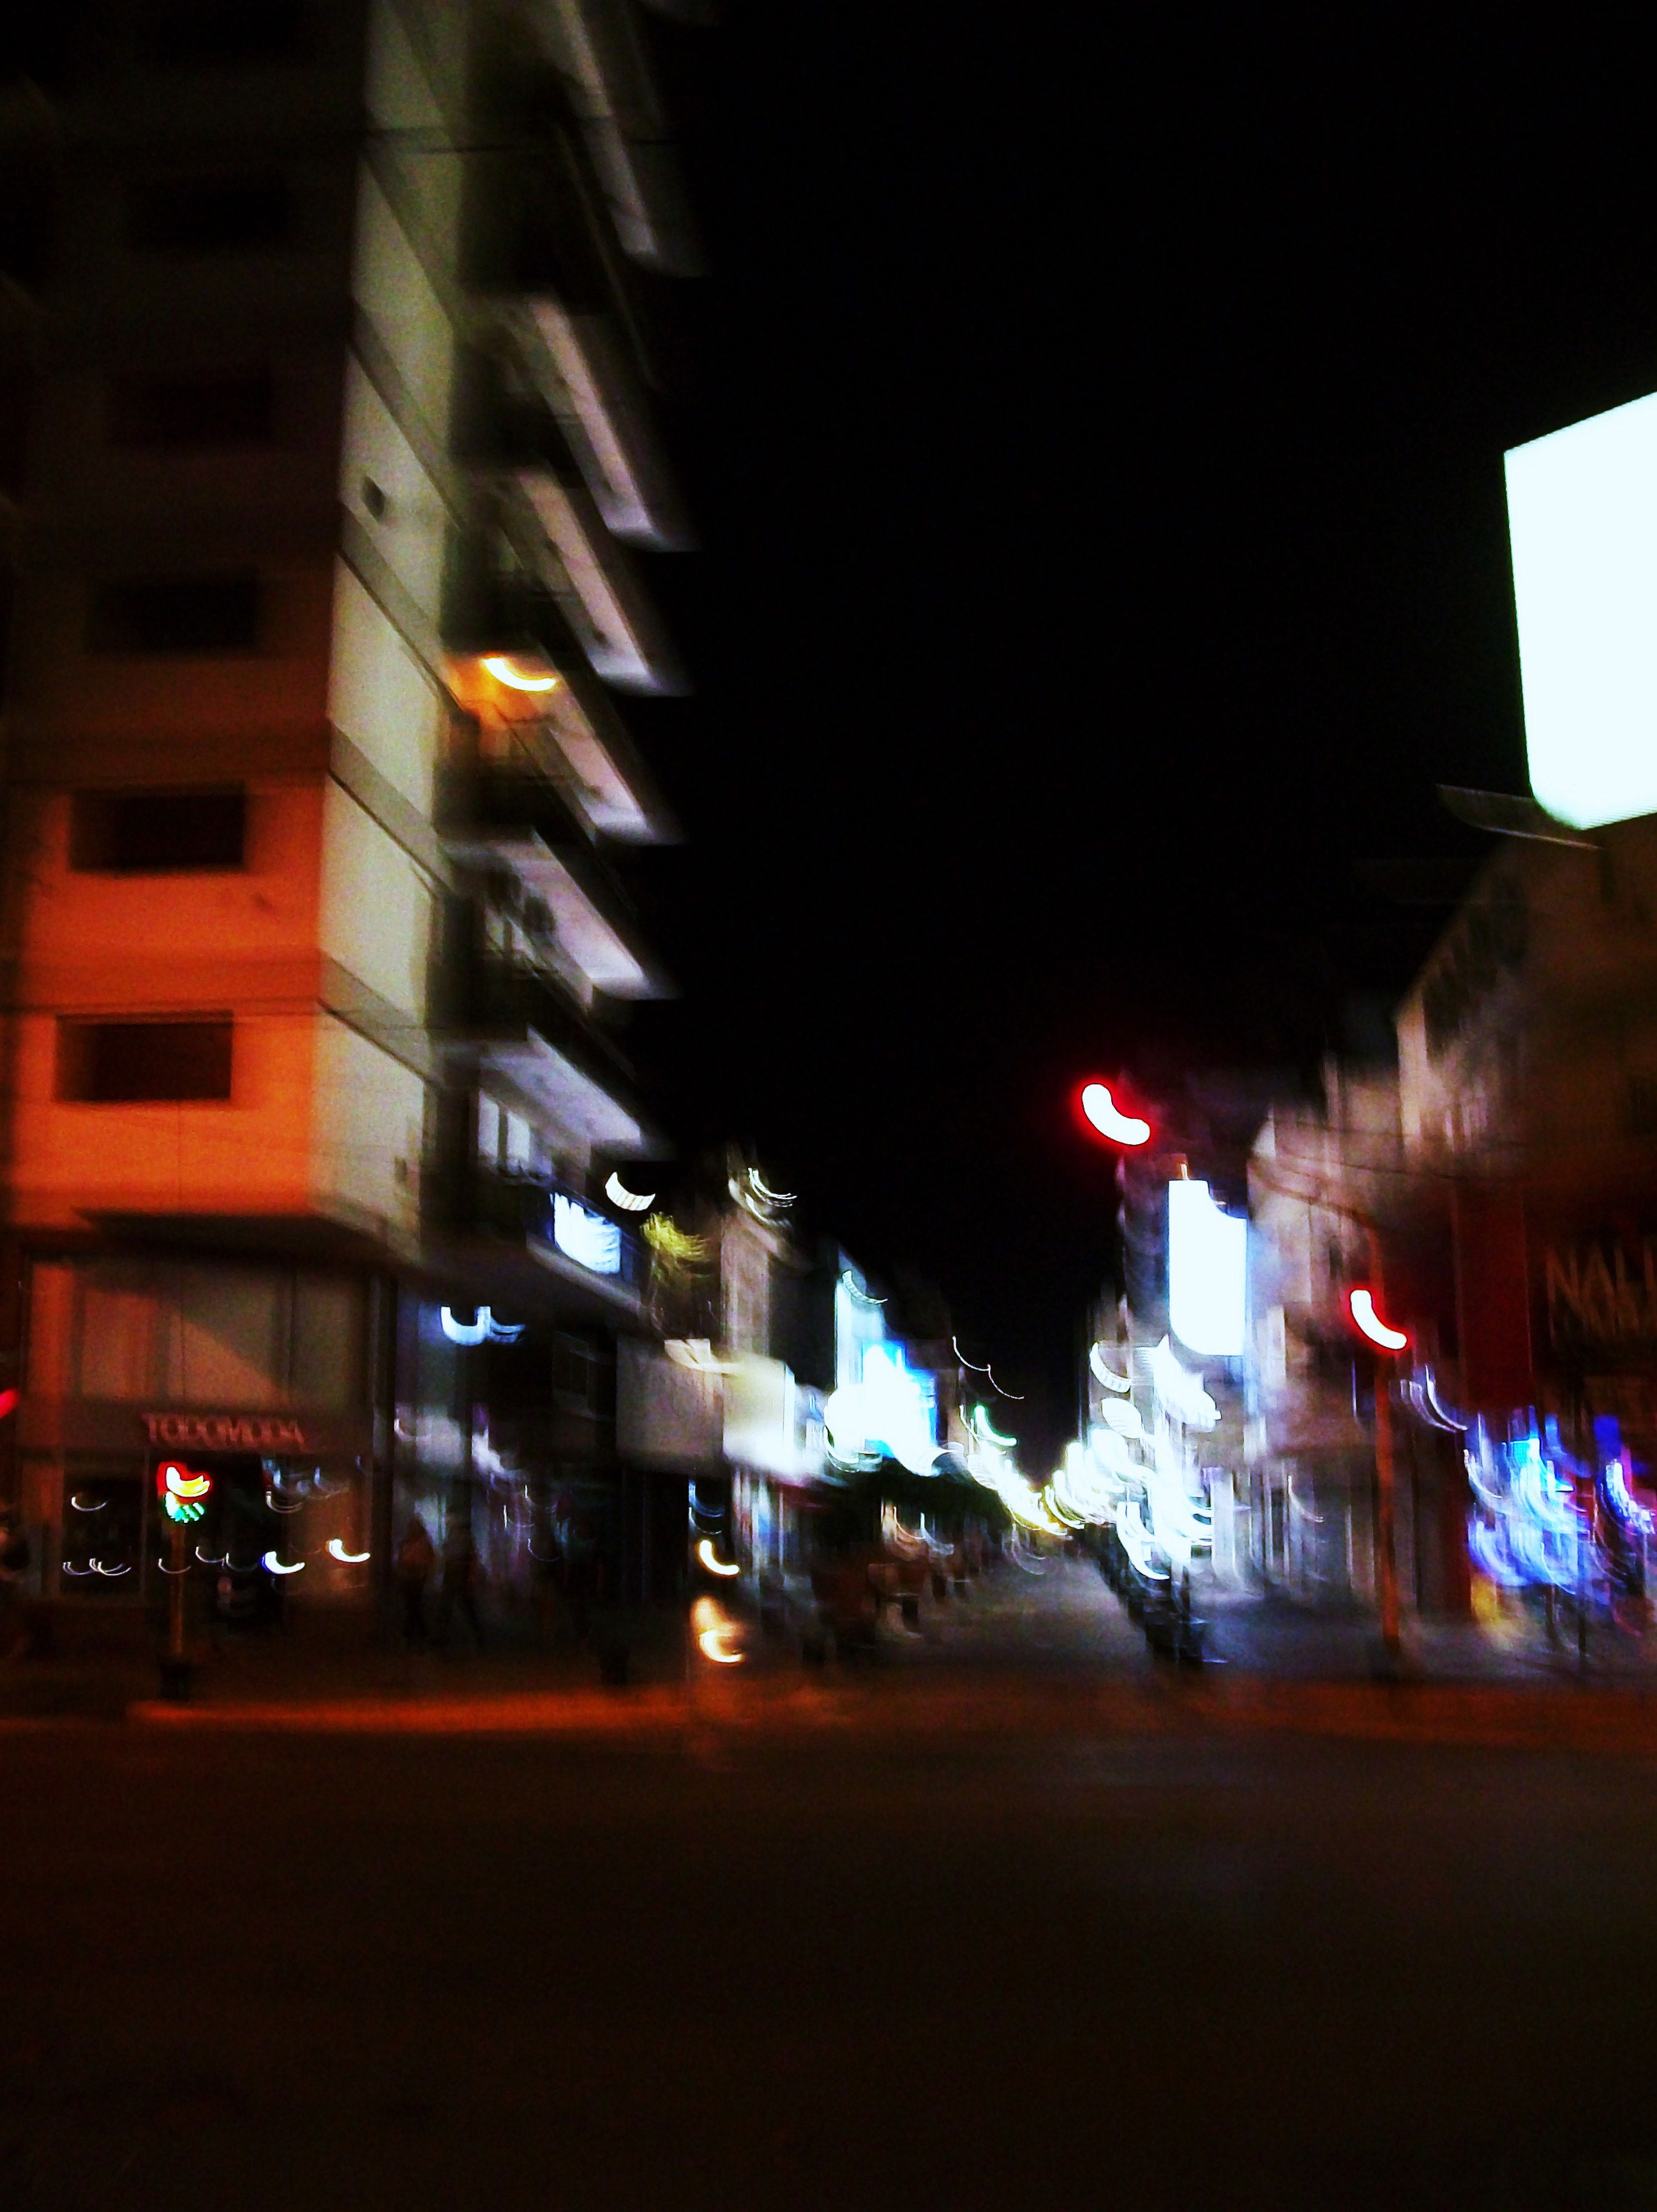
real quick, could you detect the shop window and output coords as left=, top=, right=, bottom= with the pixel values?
left=60, top=1474, right=144, bottom=1593
left=553, top=1333, right=605, bottom=1413
left=76, top=1265, right=162, bottom=1400
left=168, top=1266, right=284, bottom=1407
left=107, top=367, right=274, bottom=449
left=67, top=1260, right=364, bottom=1409
left=89, top=574, right=260, bottom=655
left=71, top=788, right=246, bottom=873
left=127, top=173, right=292, bottom=254
left=59, top=1018, right=234, bottom=1103
left=139, top=0, right=308, bottom=68
left=291, top=1275, right=364, bottom=1411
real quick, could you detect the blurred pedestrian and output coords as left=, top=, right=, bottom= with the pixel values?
left=395, top=1514, right=435, bottom=1647
left=436, top=1516, right=486, bottom=1651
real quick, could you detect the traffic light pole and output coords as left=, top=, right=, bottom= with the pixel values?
left=1369, top=1222, right=1402, bottom=1670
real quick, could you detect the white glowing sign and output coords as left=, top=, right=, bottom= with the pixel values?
left=823, top=1341, right=939, bottom=1476
left=553, top=1194, right=622, bottom=1276
left=1167, top=1179, right=1246, bottom=1358
left=439, top=1305, right=524, bottom=1346
left=1506, top=391, right=1657, bottom=829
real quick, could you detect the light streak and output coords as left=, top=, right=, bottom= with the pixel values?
left=1080, top=1082, right=1151, bottom=1147
left=986, top=1366, right=1024, bottom=1401
left=481, top=654, right=560, bottom=692
left=729, top=1162, right=795, bottom=1223
left=1348, top=1287, right=1409, bottom=1352
left=69, top=1492, right=108, bottom=1512
left=1089, top=1343, right=1132, bottom=1391
left=261, top=1551, right=304, bottom=1576
left=952, top=1336, right=990, bottom=1371
left=92, top=1560, right=131, bottom=1576
left=327, top=1540, right=371, bottom=1563
left=969, top=1404, right=1017, bottom=1450
left=665, top=1338, right=737, bottom=1373
left=266, top=1490, right=303, bottom=1515
left=691, top=1595, right=744, bottom=1664
left=440, top=1305, right=524, bottom=1345
left=161, top=1463, right=211, bottom=1500
left=195, top=1548, right=224, bottom=1567
left=1147, top=1336, right=1218, bottom=1430
left=157, top=1557, right=190, bottom=1576
left=1423, top=1367, right=1469, bottom=1431
left=604, top=1172, right=655, bottom=1211
left=696, top=1539, right=740, bottom=1576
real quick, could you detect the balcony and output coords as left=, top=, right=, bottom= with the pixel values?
left=475, top=1169, right=649, bottom=1297
left=436, top=951, right=658, bottom=1161
left=442, top=566, right=678, bottom=844
left=449, top=370, right=687, bottom=696
left=439, top=769, right=670, bottom=1004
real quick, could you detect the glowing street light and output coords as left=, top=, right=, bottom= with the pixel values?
left=1078, top=1081, right=1151, bottom=1147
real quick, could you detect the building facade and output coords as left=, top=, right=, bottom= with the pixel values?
left=0, top=0, right=702, bottom=1631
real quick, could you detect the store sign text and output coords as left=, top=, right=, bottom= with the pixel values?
left=143, top=1412, right=308, bottom=1451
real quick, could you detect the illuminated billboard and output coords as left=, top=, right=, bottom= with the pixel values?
left=1167, top=1179, right=1246, bottom=1358
left=1506, top=391, right=1657, bottom=829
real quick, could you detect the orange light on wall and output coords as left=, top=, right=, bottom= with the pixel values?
left=481, top=654, right=560, bottom=694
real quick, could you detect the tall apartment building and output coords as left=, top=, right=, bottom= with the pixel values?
left=0, top=0, right=701, bottom=1623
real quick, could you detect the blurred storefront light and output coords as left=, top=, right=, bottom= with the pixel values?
left=1168, top=1179, right=1246, bottom=1357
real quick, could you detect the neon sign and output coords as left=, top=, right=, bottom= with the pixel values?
left=155, top=1460, right=213, bottom=1525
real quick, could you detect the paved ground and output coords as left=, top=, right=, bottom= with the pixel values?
left=10, top=1568, right=1657, bottom=2212
left=9, top=1701, right=1657, bottom=2209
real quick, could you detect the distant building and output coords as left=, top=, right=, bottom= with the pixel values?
left=0, top=0, right=703, bottom=1624
left=1395, top=814, right=1657, bottom=1459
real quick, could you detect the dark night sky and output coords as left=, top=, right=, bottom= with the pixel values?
left=625, top=10, right=1657, bottom=1467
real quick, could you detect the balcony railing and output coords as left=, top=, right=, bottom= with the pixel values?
left=475, top=1169, right=647, bottom=1294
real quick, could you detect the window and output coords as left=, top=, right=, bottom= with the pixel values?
left=107, top=368, right=274, bottom=449
left=59, top=1019, right=233, bottom=1103
left=127, top=174, right=291, bottom=254
left=140, top=0, right=308, bottom=68
left=61, top=1475, right=144, bottom=1593
left=89, top=574, right=259, bottom=654
left=71, top=790, right=246, bottom=873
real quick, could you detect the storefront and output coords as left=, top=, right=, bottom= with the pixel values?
left=15, top=1251, right=386, bottom=1614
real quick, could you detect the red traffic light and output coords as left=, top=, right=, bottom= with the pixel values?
left=1076, top=1080, right=1151, bottom=1148
left=1347, top=1287, right=1409, bottom=1354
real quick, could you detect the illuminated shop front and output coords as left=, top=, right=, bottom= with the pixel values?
left=19, top=1254, right=382, bottom=1608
